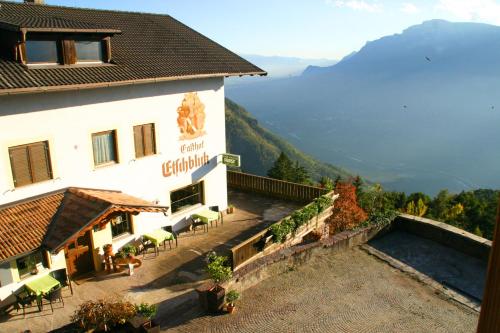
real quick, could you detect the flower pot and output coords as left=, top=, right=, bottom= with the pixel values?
left=226, top=303, right=235, bottom=314
left=103, top=244, right=114, bottom=257
left=227, top=206, right=234, bottom=214
left=207, top=285, right=225, bottom=313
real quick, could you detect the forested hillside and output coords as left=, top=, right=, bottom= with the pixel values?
left=225, top=98, right=352, bottom=182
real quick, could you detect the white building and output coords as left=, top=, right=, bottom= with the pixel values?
left=0, top=0, right=265, bottom=302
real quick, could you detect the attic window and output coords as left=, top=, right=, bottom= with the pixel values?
left=25, top=40, right=59, bottom=64
left=75, top=40, right=103, bottom=63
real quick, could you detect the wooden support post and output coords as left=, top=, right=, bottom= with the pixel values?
left=476, top=197, right=500, bottom=332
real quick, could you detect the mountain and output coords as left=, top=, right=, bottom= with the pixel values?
left=225, top=54, right=337, bottom=86
left=226, top=20, right=500, bottom=195
left=225, top=98, right=352, bottom=182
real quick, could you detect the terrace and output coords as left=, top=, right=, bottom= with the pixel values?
left=0, top=186, right=302, bottom=332
left=0, top=173, right=493, bottom=332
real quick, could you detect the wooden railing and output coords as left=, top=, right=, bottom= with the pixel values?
left=227, top=171, right=327, bottom=203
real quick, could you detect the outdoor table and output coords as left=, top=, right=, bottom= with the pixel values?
left=192, top=209, right=220, bottom=228
left=144, top=229, right=175, bottom=253
left=25, top=274, right=61, bottom=310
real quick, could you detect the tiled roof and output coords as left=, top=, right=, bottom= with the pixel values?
left=0, top=14, right=121, bottom=32
left=0, top=190, right=65, bottom=262
left=0, top=187, right=169, bottom=261
left=0, top=2, right=265, bottom=94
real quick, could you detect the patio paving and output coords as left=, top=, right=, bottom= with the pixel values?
left=160, top=247, right=478, bottom=333
left=0, top=189, right=301, bottom=333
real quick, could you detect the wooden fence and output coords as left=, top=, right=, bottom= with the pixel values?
left=227, top=171, right=327, bottom=203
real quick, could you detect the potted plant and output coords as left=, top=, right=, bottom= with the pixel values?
left=132, top=302, right=159, bottom=332
left=205, top=253, right=233, bottom=313
left=225, top=290, right=240, bottom=314
left=226, top=204, right=235, bottom=214
left=122, top=244, right=137, bottom=259
left=71, top=299, right=136, bottom=332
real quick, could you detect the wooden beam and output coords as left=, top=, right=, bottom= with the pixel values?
left=477, top=196, right=500, bottom=332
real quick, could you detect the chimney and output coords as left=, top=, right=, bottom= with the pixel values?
left=24, top=0, right=45, bottom=4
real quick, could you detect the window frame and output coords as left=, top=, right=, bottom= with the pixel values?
left=110, top=213, right=132, bottom=238
left=91, top=130, right=119, bottom=167
left=25, top=38, right=61, bottom=65
left=74, top=39, right=105, bottom=64
left=16, top=251, right=45, bottom=279
left=9, top=141, right=53, bottom=188
left=21, top=33, right=111, bottom=66
left=133, top=123, right=157, bottom=158
left=170, top=182, right=205, bottom=214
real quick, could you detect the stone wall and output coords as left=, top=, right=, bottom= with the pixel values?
left=394, top=214, right=492, bottom=262
left=227, top=224, right=387, bottom=292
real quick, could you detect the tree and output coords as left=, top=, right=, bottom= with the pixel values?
left=326, top=182, right=367, bottom=234
left=267, top=152, right=311, bottom=184
left=404, top=198, right=428, bottom=217
left=319, top=176, right=334, bottom=191
left=267, top=152, right=294, bottom=181
left=291, top=161, right=310, bottom=184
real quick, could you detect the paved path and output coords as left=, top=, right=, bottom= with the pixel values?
left=163, top=247, right=478, bottom=333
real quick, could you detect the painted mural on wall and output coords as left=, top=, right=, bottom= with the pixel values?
left=163, top=92, right=210, bottom=177
left=177, top=92, right=206, bottom=140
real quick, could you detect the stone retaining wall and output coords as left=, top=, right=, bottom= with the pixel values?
left=394, top=214, right=492, bottom=262
left=227, top=224, right=387, bottom=292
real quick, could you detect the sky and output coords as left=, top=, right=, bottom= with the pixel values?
left=17, top=0, right=500, bottom=60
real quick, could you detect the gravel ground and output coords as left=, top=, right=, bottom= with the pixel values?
left=165, top=247, right=479, bottom=333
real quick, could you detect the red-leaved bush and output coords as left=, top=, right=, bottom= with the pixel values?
left=326, top=182, right=367, bottom=234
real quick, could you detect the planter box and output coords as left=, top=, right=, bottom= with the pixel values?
left=195, top=283, right=214, bottom=311
left=207, top=286, right=225, bottom=313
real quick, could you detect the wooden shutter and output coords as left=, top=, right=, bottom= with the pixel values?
left=133, top=125, right=144, bottom=158
left=62, top=40, right=76, bottom=65
left=9, top=146, right=31, bottom=187
left=29, top=142, right=52, bottom=182
left=143, top=124, right=156, bottom=156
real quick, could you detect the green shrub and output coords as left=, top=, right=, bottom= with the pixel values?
left=315, top=195, right=333, bottom=213
left=135, top=302, right=157, bottom=319
left=71, top=299, right=136, bottom=331
left=206, top=254, right=233, bottom=284
left=269, top=223, right=286, bottom=243
left=225, top=290, right=240, bottom=304
left=358, top=210, right=398, bottom=230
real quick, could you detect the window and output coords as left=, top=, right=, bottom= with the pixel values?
left=25, top=40, right=59, bottom=64
left=92, top=130, right=118, bottom=166
left=9, top=141, right=53, bottom=187
left=75, top=41, right=103, bottom=62
left=133, top=123, right=156, bottom=158
left=170, top=182, right=204, bottom=213
left=16, top=251, right=44, bottom=278
left=110, top=213, right=132, bottom=238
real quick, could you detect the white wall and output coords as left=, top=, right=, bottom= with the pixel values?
left=0, top=78, right=229, bottom=297
left=0, top=78, right=228, bottom=230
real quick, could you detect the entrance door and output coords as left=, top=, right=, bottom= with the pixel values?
left=65, top=231, right=94, bottom=277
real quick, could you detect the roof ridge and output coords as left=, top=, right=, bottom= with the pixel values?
left=0, top=0, right=174, bottom=19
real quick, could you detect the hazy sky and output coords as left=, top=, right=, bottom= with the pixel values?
left=19, top=0, right=500, bottom=59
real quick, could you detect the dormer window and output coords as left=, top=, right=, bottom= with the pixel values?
left=75, top=40, right=104, bottom=63
left=25, top=40, right=59, bottom=64
left=20, top=34, right=113, bottom=66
